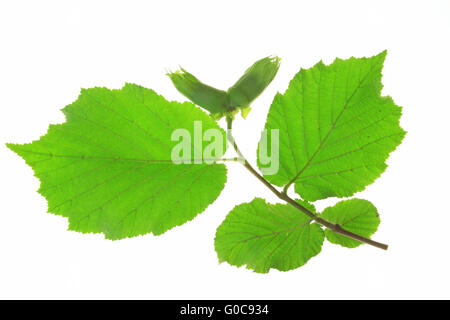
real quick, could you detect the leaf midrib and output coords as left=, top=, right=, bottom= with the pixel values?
left=11, top=149, right=218, bottom=164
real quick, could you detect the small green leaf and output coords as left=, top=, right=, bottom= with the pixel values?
left=215, top=198, right=324, bottom=273
left=321, top=198, right=380, bottom=248
left=258, top=51, right=405, bottom=201
left=167, top=68, right=229, bottom=115
left=7, top=83, right=227, bottom=239
left=297, top=199, right=317, bottom=214
left=240, top=106, right=251, bottom=119
left=168, top=57, right=280, bottom=120
left=228, top=56, right=281, bottom=110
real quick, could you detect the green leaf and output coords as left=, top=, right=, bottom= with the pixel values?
left=7, top=83, right=227, bottom=239
left=321, top=198, right=380, bottom=248
left=258, top=51, right=405, bottom=201
left=167, top=68, right=229, bottom=115
left=168, top=56, right=280, bottom=120
left=215, top=198, right=324, bottom=273
left=228, top=56, right=281, bottom=110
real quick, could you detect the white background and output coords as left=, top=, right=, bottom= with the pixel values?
left=1, top=0, right=449, bottom=299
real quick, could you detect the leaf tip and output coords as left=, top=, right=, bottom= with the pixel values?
left=5, top=142, right=22, bottom=155
left=376, top=49, right=388, bottom=64
left=5, top=142, right=15, bottom=150
left=268, top=55, right=281, bottom=66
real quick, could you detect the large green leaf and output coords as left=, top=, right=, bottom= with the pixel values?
left=258, top=51, right=405, bottom=201
left=215, top=198, right=324, bottom=273
left=7, top=83, right=227, bottom=239
left=321, top=198, right=380, bottom=248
